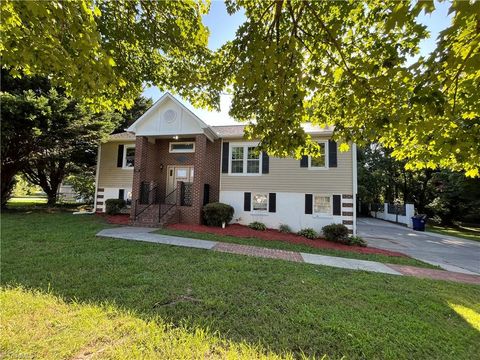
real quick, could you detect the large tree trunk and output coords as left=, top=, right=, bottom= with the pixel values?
left=23, top=158, right=66, bottom=207
left=45, top=189, right=58, bottom=206
left=1, top=167, right=17, bottom=208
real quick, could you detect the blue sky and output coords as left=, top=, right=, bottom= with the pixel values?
left=143, top=0, right=451, bottom=126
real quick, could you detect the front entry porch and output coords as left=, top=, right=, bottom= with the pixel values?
left=129, top=134, right=221, bottom=227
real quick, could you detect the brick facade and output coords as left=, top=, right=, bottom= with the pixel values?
left=131, top=135, right=221, bottom=226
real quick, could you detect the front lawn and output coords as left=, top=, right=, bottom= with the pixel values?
left=2, top=211, right=480, bottom=359
left=427, top=224, right=480, bottom=242
left=156, top=227, right=436, bottom=268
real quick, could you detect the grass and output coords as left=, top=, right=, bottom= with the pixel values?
left=427, top=224, right=480, bottom=242
left=1, top=287, right=288, bottom=359
left=7, top=196, right=48, bottom=206
left=155, top=228, right=437, bottom=268
left=2, top=211, right=480, bottom=359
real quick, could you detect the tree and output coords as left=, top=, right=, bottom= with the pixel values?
left=358, top=145, right=480, bottom=224
left=113, top=96, right=153, bottom=134
left=0, top=0, right=219, bottom=111
left=1, top=70, right=119, bottom=206
left=0, top=89, right=46, bottom=207
left=66, top=172, right=96, bottom=204
left=21, top=89, right=119, bottom=205
left=218, top=0, right=479, bottom=176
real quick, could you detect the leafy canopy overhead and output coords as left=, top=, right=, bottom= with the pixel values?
left=1, top=0, right=478, bottom=176
left=0, top=0, right=219, bottom=111
left=219, top=0, right=480, bottom=176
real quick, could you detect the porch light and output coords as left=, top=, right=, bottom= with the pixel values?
left=173, top=135, right=179, bottom=140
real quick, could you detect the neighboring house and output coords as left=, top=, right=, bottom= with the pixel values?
left=58, top=183, right=83, bottom=203
left=94, top=93, right=358, bottom=234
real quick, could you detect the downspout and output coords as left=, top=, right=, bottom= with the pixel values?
left=93, top=142, right=102, bottom=212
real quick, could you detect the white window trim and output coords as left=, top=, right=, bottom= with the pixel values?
left=252, top=192, right=269, bottom=213
left=308, top=140, right=329, bottom=170
left=228, top=142, right=262, bottom=176
left=313, top=194, right=332, bottom=216
left=123, top=145, right=135, bottom=169
left=169, top=141, right=195, bottom=153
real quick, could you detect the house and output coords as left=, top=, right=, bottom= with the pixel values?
left=94, top=93, right=357, bottom=234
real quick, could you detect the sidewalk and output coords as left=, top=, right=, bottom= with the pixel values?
left=97, top=227, right=480, bottom=285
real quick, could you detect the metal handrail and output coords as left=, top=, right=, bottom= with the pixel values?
left=134, top=184, right=159, bottom=220
left=159, top=187, right=177, bottom=222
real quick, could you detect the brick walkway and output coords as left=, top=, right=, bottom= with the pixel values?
left=388, top=265, right=480, bottom=285
left=97, top=227, right=480, bottom=285
left=213, top=242, right=304, bottom=262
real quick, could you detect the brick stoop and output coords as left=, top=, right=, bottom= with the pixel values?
left=131, top=204, right=179, bottom=228
left=159, top=206, right=179, bottom=227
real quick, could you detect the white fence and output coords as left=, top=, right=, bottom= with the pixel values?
left=370, top=203, right=415, bottom=228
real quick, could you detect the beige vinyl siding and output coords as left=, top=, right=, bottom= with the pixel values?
left=220, top=139, right=353, bottom=194
left=98, top=141, right=135, bottom=188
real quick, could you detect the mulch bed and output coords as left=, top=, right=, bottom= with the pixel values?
left=96, top=213, right=130, bottom=225
left=167, top=223, right=408, bottom=258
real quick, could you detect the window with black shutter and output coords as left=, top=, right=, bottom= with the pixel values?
left=305, top=194, right=313, bottom=214
left=300, top=155, right=308, bottom=167
left=268, top=193, right=276, bottom=212
left=328, top=140, right=337, bottom=167
left=117, top=145, right=124, bottom=167
left=333, top=195, right=341, bottom=215
left=244, top=192, right=251, bottom=211
left=262, top=152, right=269, bottom=174
left=222, top=142, right=229, bottom=173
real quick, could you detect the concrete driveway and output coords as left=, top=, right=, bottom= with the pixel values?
left=358, top=218, right=480, bottom=275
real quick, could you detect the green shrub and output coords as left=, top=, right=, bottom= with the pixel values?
left=105, top=199, right=126, bottom=215
left=278, top=224, right=292, bottom=233
left=322, top=224, right=349, bottom=244
left=297, top=228, right=318, bottom=239
left=202, top=202, right=234, bottom=227
left=348, top=235, right=367, bottom=247
left=248, top=221, right=267, bottom=231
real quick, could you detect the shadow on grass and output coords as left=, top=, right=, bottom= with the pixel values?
left=2, top=211, right=480, bottom=359
left=2, top=287, right=292, bottom=359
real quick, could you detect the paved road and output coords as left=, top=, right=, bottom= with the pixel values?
left=358, top=218, right=480, bottom=274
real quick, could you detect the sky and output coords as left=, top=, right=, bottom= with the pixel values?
left=143, top=0, right=452, bottom=126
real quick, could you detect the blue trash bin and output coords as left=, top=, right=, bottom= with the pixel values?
left=411, top=216, right=426, bottom=231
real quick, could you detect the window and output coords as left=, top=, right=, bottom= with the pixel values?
left=231, top=146, right=244, bottom=173
left=230, top=144, right=261, bottom=175
left=169, top=142, right=195, bottom=153
left=314, top=195, right=331, bottom=215
left=247, top=147, right=260, bottom=173
left=124, top=146, right=135, bottom=168
left=252, top=193, right=268, bottom=211
left=308, top=142, right=327, bottom=169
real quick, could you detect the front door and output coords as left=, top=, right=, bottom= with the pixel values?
left=166, top=165, right=194, bottom=196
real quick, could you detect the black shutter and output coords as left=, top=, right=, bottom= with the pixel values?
left=300, top=155, right=308, bottom=167
left=262, top=152, right=269, bottom=174
left=117, top=144, right=124, bottom=167
left=268, top=193, right=276, bottom=212
left=118, top=189, right=125, bottom=200
left=328, top=140, right=337, bottom=167
left=333, top=195, right=341, bottom=215
left=222, top=142, right=229, bottom=173
left=244, top=192, right=251, bottom=211
left=203, top=184, right=210, bottom=206
left=305, top=194, right=313, bottom=214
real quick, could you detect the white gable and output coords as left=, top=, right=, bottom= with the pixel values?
left=127, top=93, right=216, bottom=140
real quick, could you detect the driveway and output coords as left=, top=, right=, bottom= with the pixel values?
left=358, top=218, right=480, bottom=275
